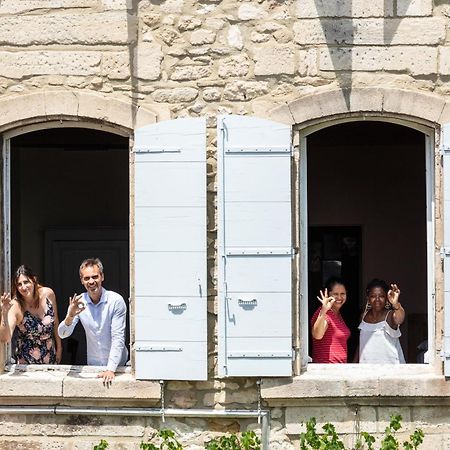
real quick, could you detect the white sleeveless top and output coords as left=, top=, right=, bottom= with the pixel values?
left=358, top=311, right=406, bottom=364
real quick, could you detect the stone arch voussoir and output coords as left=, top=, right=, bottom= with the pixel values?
left=267, top=88, right=449, bottom=128
left=0, top=91, right=161, bottom=133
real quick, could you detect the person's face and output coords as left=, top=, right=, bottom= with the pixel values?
left=329, top=283, right=347, bottom=312
left=368, top=286, right=387, bottom=311
left=16, top=275, right=35, bottom=299
left=80, top=265, right=104, bottom=297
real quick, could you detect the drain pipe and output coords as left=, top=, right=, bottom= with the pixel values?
left=0, top=406, right=271, bottom=450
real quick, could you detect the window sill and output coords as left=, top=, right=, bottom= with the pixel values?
left=0, top=364, right=160, bottom=406
left=261, top=363, right=450, bottom=405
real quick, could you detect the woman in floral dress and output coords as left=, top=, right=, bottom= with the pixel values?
left=0, top=265, right=62, bottom=364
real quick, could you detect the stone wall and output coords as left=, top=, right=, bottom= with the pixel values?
left=0, top=0, right=450, bottom=449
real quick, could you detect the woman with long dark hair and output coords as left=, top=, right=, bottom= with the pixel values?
left=311, top=277, right=350, bottom=363
left=0, top=265, right=62, bottom=364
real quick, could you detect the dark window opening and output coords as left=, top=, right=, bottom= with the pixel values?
left=10, top=127, right=130, bottom=365
left=307, top=121, right=427, bottom=364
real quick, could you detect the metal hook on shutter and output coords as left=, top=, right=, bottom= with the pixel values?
left=160, top=380, right=166, bottom=423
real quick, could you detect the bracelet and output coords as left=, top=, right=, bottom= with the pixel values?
left=393, top=305, right=401, bottom=311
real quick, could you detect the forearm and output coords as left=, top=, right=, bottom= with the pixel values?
left=312, top=310, right=328, bottom=340
left=58, top=315, right=77, bottom=338
left=0, top=314, right=11, bottom=343
left=392, top=303, right=405, bottom=325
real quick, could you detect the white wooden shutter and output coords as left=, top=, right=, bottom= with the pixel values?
left=442, top=123, right=450, bottom=376
left=217, top=115, right=293, bottom=377
left=134, top=118, right=207, bottom=380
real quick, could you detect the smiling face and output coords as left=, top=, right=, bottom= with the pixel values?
left=367, top=286, right=388, bottom=311
left=15, top=274, right=35, bottom=300
left=329, top=283, right=347, bottom=312
left=80, top=264, right=104, bottom=302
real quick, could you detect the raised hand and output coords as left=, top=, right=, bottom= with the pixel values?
left=388, top=284, right=401, bottom=307
left=0, top=292, right=12, bottom=316
left=67, top=293, right=86, bottom=318
left=317, top=288, right=336, bottom=312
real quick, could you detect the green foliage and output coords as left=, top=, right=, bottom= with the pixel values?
left=140, top=429, right=184, bottom=450
left=93, top=439, right=109, bottom=450
left=300, top=415, right=424, bottom=450
left=205, top=431, right=261, bottom=450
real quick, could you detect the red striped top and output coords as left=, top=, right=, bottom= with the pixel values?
left=311, top=307, right=350, bottom=363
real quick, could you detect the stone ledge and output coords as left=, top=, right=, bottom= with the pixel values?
left=261, top=364, right=450, bottom=405
left=0, top=365, right=160, bottom=405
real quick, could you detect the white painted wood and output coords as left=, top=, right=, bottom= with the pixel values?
left=218, top=115, right=293, bottom=377
left=135, top=252, right=205, bottom=297
left=135, top=340, right=207, bottom=380
left=135, top=208, right=206, bottom=252
left=442, top=123, right=450, bottom=376
left=134, top=117, right=207, bottom=380
left=135, top=162, right=205, bottom=207
left=224, top=293, right=292, bottom=337
left=135, top=297, right=205, bottom=341
left=225, top=256, right=292, bottom=293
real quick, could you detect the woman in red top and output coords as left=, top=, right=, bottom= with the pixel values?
left=311, top=277, right=350, bottom=363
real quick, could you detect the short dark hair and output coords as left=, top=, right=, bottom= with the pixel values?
left=79, top=258, right=104, bottom=277
left=324, top=276, right=347, bottom=292
left=365, top=278, right=389, bottom=295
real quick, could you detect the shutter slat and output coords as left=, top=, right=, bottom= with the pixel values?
left=218, top=115, right=293, bottom=377
left=134, top=118, right=207, bottom=380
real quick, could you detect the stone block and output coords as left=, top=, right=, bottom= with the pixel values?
left=102, top=52, right=131, bottom=80
left=178, top=16, right=202, bottom=31
left=227, top=25, right=244, bottom=50
left=160, top=0, right=184, bottom=14
left=267, top=104, right=295, bottom=125
left=298, top=48, right=318, bottom=76
left=190, top=29, right=216, bottom=45
left=170, top=65, right=212, bottom=81
left=63, top=372, right=160, bottom=400
left=0, top=0, right=95, bottom=13
left=202, top=87, right=222, bottom=102
left=102, top=0, right=133, bottom=10
left=397, top=0, right=432, bottom=16
left=133, top=44, right=163, bottom=80
left=223, top=81, right=269, bottom=101
left=0, top=369, right=65, bottom=398
left=44, top=91, right=79, bottom=117
left=238, top=4, right=268, bottom=21
left=295, top=0, right=393, bottom=18
left=319, top=46, right=437, bottom=75
left=152, top=87, right=199, bottom=103
left=0, top=12, right=130, bottom=45
left=218, top=55, right=250, bottom=78
left=383, top=89, right=445, bottom=123
left=254, top=45, right=296, bottom=76
left=285, top=405, right=377, bottom=435
left=440, top=47, right=450, bottom=76
left=293, top=18, right=445, bottom=46
left=0, top=51, right=101, bottom=78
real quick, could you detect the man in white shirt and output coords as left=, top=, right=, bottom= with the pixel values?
left=58, top=258, right=128, bottom=383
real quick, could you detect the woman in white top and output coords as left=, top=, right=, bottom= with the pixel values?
left=358, top=278, right=406, bottom=364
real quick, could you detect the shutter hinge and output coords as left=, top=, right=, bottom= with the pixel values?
left=439, top=146, right=450, bottom=157
left=225, top=146, right=291, bottom=154
left=440, top=247, right=450, bottom=260
left=227, top=352, right=292, bottom=359
left=134, top=147, right=181, bottom=154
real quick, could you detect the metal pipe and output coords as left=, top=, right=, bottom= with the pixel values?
left=0, top=405, right=270, bottom=449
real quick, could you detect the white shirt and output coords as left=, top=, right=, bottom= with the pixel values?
left=58, top=288, right=128, bottom=372
left=358, top=311, right=405, bottom=364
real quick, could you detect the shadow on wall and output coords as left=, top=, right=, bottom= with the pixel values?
left=311, top=0, right=414, bottom=109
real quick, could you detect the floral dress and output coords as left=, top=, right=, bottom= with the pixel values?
left=16, top=298, right=57, bottom=364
